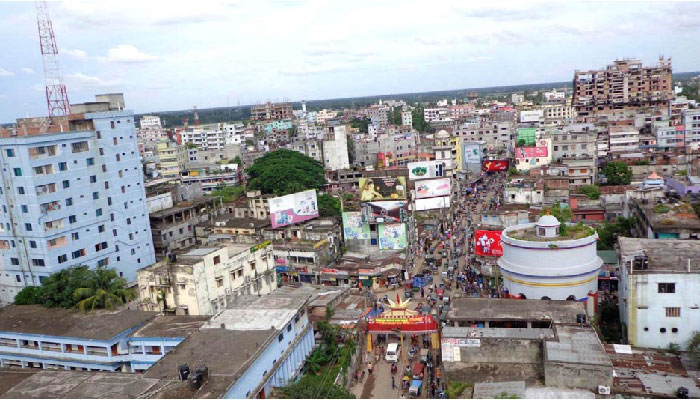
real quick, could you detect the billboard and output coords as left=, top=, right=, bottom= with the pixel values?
left=474, top=230, right=503, bottom=257
left=415, top=178, right=451, bottom=199
left=359, top=177, right=407, bottom=201
left=415, top=196, right=451, bottom=211
left=367, top=315, right=438, bottom=333
left=342, top=212, right=370, bottom=240
left=269, top=189, right=319, bottom=228
left=482, top=160, right=509, bottom=172
left=378, top=223, right=407, bottom=250
left=515, top=146, right=548, bottom=159
left=462, top=142, right=483, bottom=173
left=407, top=161, right=444, bottom=180
left=363, top=201, right=407, bottom=223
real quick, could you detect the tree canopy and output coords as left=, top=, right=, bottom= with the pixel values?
left=602, top=162, right=632, bottom=185
left=14, top=266, right=134, bottom=311
left=246, top=149, right=326, bottom=196
left=318, top=193, right=341, bottom=217
left=411, top=107, right=430, bottom=132
left=596, top=217, right=636, bottom=250
left=211, top=185, right=245, bottom=202
left=577, top=185, right=600, bottom=200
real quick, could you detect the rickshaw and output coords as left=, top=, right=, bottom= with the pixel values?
left=402, top=375, right=410, bottom=390
left=436, top=288, right=444, bottom=300
left=412, top=361, right=425, bottom=379
left=409, top=379, right=423, bottom=397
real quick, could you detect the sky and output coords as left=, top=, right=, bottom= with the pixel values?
left=0, top=0, right=699, bottom=122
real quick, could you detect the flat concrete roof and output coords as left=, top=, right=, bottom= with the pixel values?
left=144, top=328, right=275, bottom=398
left=442, top=327, right=555, bottom=340
left=0, top=305, right=155, bottom=341
left=618, top=237, right=700, bottom=273
left=473, top=381, right=525, bottom=399
left=202, top=292, right=309, bottom=331
left=545, top=325, right=611, bottom=367
left=447, top=298, right=585, bottom=324
left=132, top=315, right=211, bottom=338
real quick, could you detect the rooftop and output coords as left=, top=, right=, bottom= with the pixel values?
left=634, top=199, right=700, bottom=230
left=203, top=292, right=310, bottom=331
left=505, top=223, right=596, bottom=242
left=447, top=298, right=585, bottom=324
left=545, top=325, right=611, bottom=367
left=149, top=197, right=220, bottom=219
left=132, top=315, right=211, bottom=338
left=618, top=237, right=700, bottom=274
left=442, top=327, right=555, bottom=340
left=0, top=305, right=155, bottom=341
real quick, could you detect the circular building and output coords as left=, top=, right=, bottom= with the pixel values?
left=497, top=215, right=602, bottom=301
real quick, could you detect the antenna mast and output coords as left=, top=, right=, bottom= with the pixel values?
left=36, top=1, right=71, bottom=117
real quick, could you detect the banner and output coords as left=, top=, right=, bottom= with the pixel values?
left=363, top=201, right=407, bottom=223
left=415, top=196, right=450, bottom=211
left=359, top=177, right=407, bottom=201
left=482, top=160, right=509, bottom=172
left=367, top=315, right=438, bottom=332
left=462, top=142, right=482, bottom=164
left=474, top=230, right=503, bottom=257
left=342, top=212, right=370, bottom=240
left=269, top=189, right=319, bottom=228
left=378, top=223, right=407, bottom=250
left=415, top=178, right=451, bottom=199
left=515, top=139, right=549, bottom=159
left=407, top=161, right=444, bottom=180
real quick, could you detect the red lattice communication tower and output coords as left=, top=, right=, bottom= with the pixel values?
left=36, top=1, right=71, bottom=117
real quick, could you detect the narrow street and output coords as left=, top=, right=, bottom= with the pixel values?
left=349, top=171, right=507, bottom=398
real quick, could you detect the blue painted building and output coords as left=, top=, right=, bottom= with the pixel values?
left=0, top=94, right=155, bottom=304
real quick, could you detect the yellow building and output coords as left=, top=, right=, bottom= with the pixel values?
left=155, top=140, right=185, bottom=178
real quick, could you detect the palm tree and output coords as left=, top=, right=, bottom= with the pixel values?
left=73, top=267, right=134, bottom=311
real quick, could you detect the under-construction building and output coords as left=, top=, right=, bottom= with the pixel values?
left=250, top=101, right=293, bottom=121
left=572, top=58, right=673, bottom=117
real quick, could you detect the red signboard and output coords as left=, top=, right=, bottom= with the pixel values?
left=515, top=146, right=548, bottom=159
left=474, top=230, right=503, bottom=257
left=482, top=160, right=509, bottom=172
left=367, top=315, right=438, bottom=332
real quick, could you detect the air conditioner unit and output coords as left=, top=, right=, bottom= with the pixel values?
left=598, top=385, right=611, bottom=395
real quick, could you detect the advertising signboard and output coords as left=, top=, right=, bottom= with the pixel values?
left=359, top=177, right=407, bottom=201
left=415, top=178, right=451, bottom=199
left=482, top=160, right=509, bottom=172
left=474, top=230, right=503, bottom=257
left=415, top=196, right=450, bottom=211
left=378, top=223, right=407, bottom=250
left=367, top=315, right=438, bottom=332
left=515, top=146, right=548, bottom=159
left=407, top=161, right=444, bottom=180
left=363, top=201, right=407, bottom=223
left=269, top=189, right=319, bottom=228
left=342, top=212, right=370, bottom=240
left=462, top=141, right=483, bottom=173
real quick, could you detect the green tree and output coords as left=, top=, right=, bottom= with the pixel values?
left=596, top=217, right=636, bottom=250
left=689, top=331, right=700, bottom=368
left=508, top=167, right=519, bottom=176
left=14, top=286, right=44, bottom=305
left=541, top=203, right=572, bottom=223
left=349, top=118, right=369, bottom=133
left=577, top=185, right=600, bottom=200
left=211, top=185, right=245, bottom=202
left=411, top=107, right=430, bottom=132
left=516, top=138, right=526, bottom=147
left=247, top=149, right=326, bottom=196
left=389, top=107, right=402, bottom=125
left=231, top=155, right=242, bottom=166
left=602, top=162, right=632, bottom=185
left=318, top=194, right=341, bottom=217
left=72, top=268, right=135, bottom=311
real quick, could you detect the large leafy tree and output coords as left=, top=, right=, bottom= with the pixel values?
left=73, top=268, right=134, bottom=311
left=596, top=217, right=636, bottom=250
left=602, top=162, right=632, bottom=185
left=318, top=194, right=341, bottom=217
left=247, top=149, right=326, bottom=196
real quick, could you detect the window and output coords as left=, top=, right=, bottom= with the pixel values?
left=99, top=148, right=104, bottom=156
left=102, top=165, right=107, bottom=173
left=58, top=162, right=67, bottom=171
left=72, top=232, right=79, bottom=240
left=126, top=218, right=131, bottom=225
left=128, top=233, right=133, bottom=240
left=30, top=240, right=37, bottom=249
left=96, top=131, right=101, bottom=139
left=105, top=182, right=109, bottom=190
left=58, top=254, right=67, bottom=263
left=71, top=141, right=89, bottom=153
left=98, top=224, right=105, bottom=233
left=113, top=229, right=117, bottom=236
left=658, top=283, right=676, bottom=293
left=10, top=258, right=19, bottom=266
left=660, top=328, right=667, bottom=333
left=216, top=277, right=223, bottom=287
left=69, top=215, right=77, bottom=223
left=72, top=249, right=86, bottom=259
left=33, top=165, right=54, bottom=175
left=25, top=223, right=32, bottom=231
left=672, top=328, right=679, bottom=333
left=116, top=154, right=120, bottom=162
left=287, top=324, right=292, bottom=332
left=108, top=197, right=112, bottom=206
left=63, top=180, right=70, bottom=188
left=66, top=198, right=73, bottom=206
left=121, top=185, right=126, bottom=193
left=93, top=192, right=99, bottom=200
left=21, top=205, right=28, bottom=213
left=15, top=274, right=21, bottom=282
left=110, top=121, right=115, bottom=129
left=278, top=333, right=283, bottom=342
left=86, top=157, right=95, bottom=166
left=90, top=175, right=97, bottom=183
left=113, top=137, right=118, bottom=145
left=213, top=255, right=221, bottom=264
left=5, top=149, right=15, bottom=157
left=665, top=307, right=681, bottom=317
left=95, top=242, right=108, bottom=251
left=96, top=208, right=102, bottom=217
left=31, top=259, right=45, bottom=267
left=17, top=186, right=25, bottom=194
left=13, top=168, right=22, bottom=176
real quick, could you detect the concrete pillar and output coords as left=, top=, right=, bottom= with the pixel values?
left=38, top=341, right=43, bottom=352
left=60, top=343, right=66, bottom=354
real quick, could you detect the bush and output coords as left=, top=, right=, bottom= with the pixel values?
left=577, top=185, right=600, bottom=200
left=688, top=331, right=700, bottom=368
left=14, top=286, right=44, bottom=305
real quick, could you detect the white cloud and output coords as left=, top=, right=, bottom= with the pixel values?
left=63, top=48, right=90, bottom=61
left=0, top=67, right=14, bottom=77
left=30, top=84, right=45, bottom=92
left=21, top=67, right=35, bottom=74
left=100, top=45, right=156, bottom=64
left=65, top=73, right=121, bottom=90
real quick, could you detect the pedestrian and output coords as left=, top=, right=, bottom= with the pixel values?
left=391, top=376, right=396, bottom=390
left=368, top=361, right=373, bottom=374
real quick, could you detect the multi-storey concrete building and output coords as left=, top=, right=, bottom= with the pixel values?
left=618, top=237, right=700, bottom=350
left=401, top=110, right=412, bottom=128
left=572, top=58, right=673, bottom=116
left=322, top=125, right=350, bottom=171
left=0, top=94, right=156, bottom=304
left=139, top=115, right=162, bottom=130
left=153, top=140, right=185, bottom=179
left=285, top=137, right=323, bottom=163
left=683, top=108, right=700, bottom=149
left=149, top=196, right=224, bottom=255
left=250, top=102, right=293, bottom=121
left=368, top=105, right=389, bottom=126
left=608, top=126, right=640, bottom=153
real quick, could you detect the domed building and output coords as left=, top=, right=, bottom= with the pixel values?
left=497, top=214, right=603, bottom=300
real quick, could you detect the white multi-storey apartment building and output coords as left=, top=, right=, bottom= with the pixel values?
left=139, top=115, right=162, bottom=129
left=0, top=94, right=156, bottom=304
left=401, top=110, right=413, bottom=128
left=180, top=127, right=233, bottom=150
left=322, top=125, right=350, bottom=171
left=608, top=126, right=640, bottom=153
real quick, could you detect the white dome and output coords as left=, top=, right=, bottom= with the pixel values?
left=436, top=130, right=450, bottom=138
left=536, top=214, right=560, bottom=227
